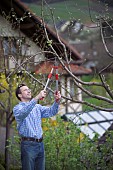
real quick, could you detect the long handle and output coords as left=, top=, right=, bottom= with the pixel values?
left=44, top=67, right=54, bottom=91
left=55, top=66, right=58, bottom=93
left=40, top=67, right=54, bottom=100
left=54, top=62, right=59, bottom=102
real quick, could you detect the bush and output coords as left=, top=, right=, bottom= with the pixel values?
left=43, top=116, right=113, bottom=170
left=8, top=116, right=113, bottom=170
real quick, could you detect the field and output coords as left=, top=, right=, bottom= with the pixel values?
left=27, top=0, right=113, bottom=24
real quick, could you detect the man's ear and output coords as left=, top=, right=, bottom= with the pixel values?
left=18, top=94, right=22, bottom=99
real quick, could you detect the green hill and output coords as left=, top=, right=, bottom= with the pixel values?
left=26, top=0, right=113, bottom=24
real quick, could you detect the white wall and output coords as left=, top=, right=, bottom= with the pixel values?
left=0, top=16, right=45, bottom=69
left=60, top=76, right=82, bottom=114
left=67, top=77, right=82, bottom=113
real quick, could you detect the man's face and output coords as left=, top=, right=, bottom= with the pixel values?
left=19, top=86, right=32, bottom=101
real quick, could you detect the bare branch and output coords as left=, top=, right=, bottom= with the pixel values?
left=100, top=17, right=113, bottom=58
left=99, top=72, right=113, bottom=99
left=0, top=101, right=8, bottom=113
left=61, top=95, right=113, bottom=112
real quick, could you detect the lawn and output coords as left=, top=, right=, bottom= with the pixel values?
left=26, top=0, right=112, bottom=24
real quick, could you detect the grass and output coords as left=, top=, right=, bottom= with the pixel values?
left=26, top=0, right=113, bottom=24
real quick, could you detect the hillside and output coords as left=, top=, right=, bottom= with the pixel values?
left=21, top=0, right=113, bottom=6
left=20, top=0, right=67, bottom=3
left=24, top=0, right=113, bottom=24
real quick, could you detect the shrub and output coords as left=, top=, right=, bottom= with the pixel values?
left=8, top=116, right=113, bottom=170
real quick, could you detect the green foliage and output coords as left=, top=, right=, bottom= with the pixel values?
left=7, top=116, right=113, bottom=170
left=43, top=117, right=98, bottom=170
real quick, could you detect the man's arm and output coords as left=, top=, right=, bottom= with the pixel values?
left=40, top=91, right=61, bottom=118
left=34, top=90, right=47, bottom=101
left=13, top=99, right=37, bottom=120
left=54, top=91, right=61, bottom=104
left=13, top=90, right=47, bottom=120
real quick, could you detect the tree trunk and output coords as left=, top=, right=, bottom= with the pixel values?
left=5, top=113, right=10, bottom=170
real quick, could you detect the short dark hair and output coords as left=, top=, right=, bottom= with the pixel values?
left=15, top=83, right=26, bottom=101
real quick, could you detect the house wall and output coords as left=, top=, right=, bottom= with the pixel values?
left=0, top=15, right=45, bottom=70
left=67, top=77, right=82, bottom=113
left=60, top=76, right=82, bottom=114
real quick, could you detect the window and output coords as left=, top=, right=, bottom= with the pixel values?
left=2, top=37, right=25, bottom=56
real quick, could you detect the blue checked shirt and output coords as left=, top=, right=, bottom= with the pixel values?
left=13, top=99, right=59, bottom=139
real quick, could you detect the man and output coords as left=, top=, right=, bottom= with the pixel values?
left=13, top=83, right=61, bottom=170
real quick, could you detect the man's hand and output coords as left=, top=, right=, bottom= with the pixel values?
left=35, top=90, right=47, bottom=100
left=54, top=91, right=61, bottom=103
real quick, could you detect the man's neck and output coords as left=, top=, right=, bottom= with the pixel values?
left=21, top=98, right=31, bottom=102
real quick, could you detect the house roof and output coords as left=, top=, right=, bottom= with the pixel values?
left=0, top=0, right=82, bottom=61
left=35, top=61, right=92, bottom=76
left=65, top=110, right=113, bottom=139
left=70, top=22, right=113, bottom=72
